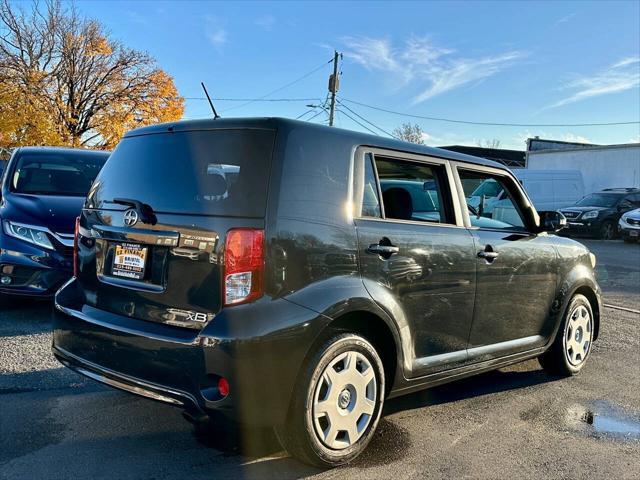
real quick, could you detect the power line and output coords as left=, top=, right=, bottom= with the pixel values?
left=340, top=97, right=640, bottom=127
left=336, top=108, right=380, bottom=136
left=307, top=106, right=329, bottom=123
left=183, top=97, right=320, bottom=102
left=221, top=58, right=334, bottom=113
left=296, top=107, right=318, bottom=120
left=336, top=99, right=397, bottom=138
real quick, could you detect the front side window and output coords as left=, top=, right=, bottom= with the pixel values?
left=459, top=169, right=528, bottom=230
left=11, top=152, right=107, bottom=196
left=374, top=157, right=452, bottom=224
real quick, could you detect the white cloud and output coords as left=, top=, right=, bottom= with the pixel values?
left=205, top=17, right=227, bottom=50
left=341, top=36, right=525, bottom=103
left=126, top=11, right=149, bottom=25
left=544, top=57, right=640, bottom=109
left=514, top=130, right=592, bottom=148
left=554, top=13, right=576, bottom=26
left=255, top=15, right=275, bottom=31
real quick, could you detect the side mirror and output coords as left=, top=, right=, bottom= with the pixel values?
left=538, top=211, right=567, bottom=233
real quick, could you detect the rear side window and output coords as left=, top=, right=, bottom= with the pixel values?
left=361, top=154, right=382, bottom=218
left=374, top=157, right=453, bottom=224
left=89, top=129, right=275, bottom=217
left=10, top=152, right=107, bottom=196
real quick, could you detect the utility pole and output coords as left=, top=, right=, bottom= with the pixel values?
left=328, top=50, right=340, bottom=127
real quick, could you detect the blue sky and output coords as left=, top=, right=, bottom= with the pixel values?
left=76, top=0, right=640, bottom=149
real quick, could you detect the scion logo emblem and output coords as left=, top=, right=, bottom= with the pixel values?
left=123, top=209, right=139, bottom=227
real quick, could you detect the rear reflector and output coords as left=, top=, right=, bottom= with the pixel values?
left=218, top=377, right=230, bottom=398
left=73, top=216, right=80, bottom=277
left=223, top=229, right=264, bottom=306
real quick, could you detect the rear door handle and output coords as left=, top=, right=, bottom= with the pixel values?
left=478, top=244, right=499, bottom=262
left=367, top=244, right=399, bottom=257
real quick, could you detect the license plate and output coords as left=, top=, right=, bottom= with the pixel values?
left=631, top=231, right=639, bottom=237
left=112, top=243, right=147, bottom=280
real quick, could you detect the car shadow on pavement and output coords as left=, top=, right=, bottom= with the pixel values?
left=0, top=295, right=53, bottom=337
left=384, top=364, right=558, bottom=416
left=0, top=367, right=93, bottom=394
left=384, top=363, right=558, bottom=416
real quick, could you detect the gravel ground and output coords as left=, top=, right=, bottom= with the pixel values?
left=0, top=239, right=638, bottom=479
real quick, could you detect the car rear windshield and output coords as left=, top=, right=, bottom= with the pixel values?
left=11, top=151, right=108, bottom=196
left=89, top=129, right=275, bottom=217
left=576, top=193, right=618, bottom=208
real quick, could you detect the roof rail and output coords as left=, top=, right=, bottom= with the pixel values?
left=601, top=187, right=639, bottom=192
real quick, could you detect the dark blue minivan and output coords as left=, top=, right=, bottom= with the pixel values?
left=0, top=147, right=109, bottom=298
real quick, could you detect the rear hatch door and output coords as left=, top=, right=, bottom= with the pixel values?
left=78, top=127, right=275, bottom=330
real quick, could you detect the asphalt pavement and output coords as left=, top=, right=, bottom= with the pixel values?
left=1, top=239, right=639, bottom=479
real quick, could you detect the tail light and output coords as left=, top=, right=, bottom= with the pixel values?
left=223, top=228, right=264, bottom=306
left=73, top=216, right=80, bottom=277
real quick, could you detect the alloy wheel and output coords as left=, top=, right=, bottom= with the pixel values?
left=602, top=223, right=614, bottom=240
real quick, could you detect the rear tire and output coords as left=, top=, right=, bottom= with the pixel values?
left=275, top=333, right=385, bottom=468
left=539, top=294, right=594, bottom=376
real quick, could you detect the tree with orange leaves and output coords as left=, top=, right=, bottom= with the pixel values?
left=0, top=0, right=184, bottom=149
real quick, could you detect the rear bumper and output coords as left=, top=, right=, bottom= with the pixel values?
left=52, top=278, right=325, bottom=427
left=53, top=344, right=202, bottom=411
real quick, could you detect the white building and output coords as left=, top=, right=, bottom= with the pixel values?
left=525, top=139, right=640, bottom=193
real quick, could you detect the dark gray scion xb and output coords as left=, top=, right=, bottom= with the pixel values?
left=53, top=118, right=602, bottom=467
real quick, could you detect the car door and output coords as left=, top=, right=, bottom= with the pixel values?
left=353, top=149, right=477, bottom=377
left=452, top=164, right=559, bottom=362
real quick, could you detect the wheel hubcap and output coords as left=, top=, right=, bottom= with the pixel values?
left=564, top=305, right=593, bottom=366
left=312, top=351, right=377, bottom=450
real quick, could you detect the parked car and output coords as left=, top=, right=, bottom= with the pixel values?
left=53, top=118, right=601, bottom=468
left=619, top=208, right=640, bottom=242
left=559, top=188, right=640, bottom=240
left=468, top=170, right=584, bottom=216
left=0, top=147, right=109, bottom=298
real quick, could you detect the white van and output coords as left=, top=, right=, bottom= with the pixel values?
left=469, top=170, right=585, bottom=218
left=515, top=170, right=585, bottom=211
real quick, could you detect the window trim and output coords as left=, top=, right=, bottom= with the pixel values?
left=450, top=161, right=540, bottom=233
left=352, top=146, right=465, bottom=228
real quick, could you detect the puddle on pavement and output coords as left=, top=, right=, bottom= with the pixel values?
left=565, top=402, right=640, bottom=441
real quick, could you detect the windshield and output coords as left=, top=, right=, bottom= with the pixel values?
left=576, top=193, right=618, bottom=208
left=11, top=151, right=108, bottom=196
left=471, top=179, right=503, bottom=198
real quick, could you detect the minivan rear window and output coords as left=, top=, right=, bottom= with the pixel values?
left=89, top=129, right=275, bottom=217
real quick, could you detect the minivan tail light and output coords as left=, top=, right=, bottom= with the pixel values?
left=224, top=229, right=264, bottom=306
left=73, top=216, right=80, bottom=277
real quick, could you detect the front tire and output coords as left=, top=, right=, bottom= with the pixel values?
left=276, top=333, right=385, bottom=468
left=599, top=221, right=615, bottom=240
left=539, top=294, right=594, bottom=376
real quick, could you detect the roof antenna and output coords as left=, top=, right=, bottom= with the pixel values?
left=201, top=82, right=220, bottom=119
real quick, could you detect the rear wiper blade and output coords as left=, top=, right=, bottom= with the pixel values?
left=113, top=198, right=157, bottom=225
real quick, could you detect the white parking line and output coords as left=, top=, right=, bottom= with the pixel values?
left=604, top=303, right=640, bottom=315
